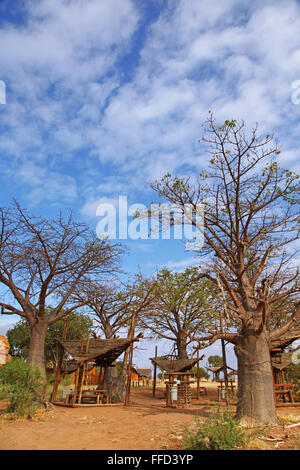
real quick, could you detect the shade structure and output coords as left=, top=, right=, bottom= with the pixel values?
left=132, top=367, right=152, bottom=379
left=206, top=365, right=235, bottom=374
left=52, top=334, right=142, bottom=406
left=62, top=361, right=96, bottom=374
left=55, top=336, right=141, bottom=367
left=150, top=357, right=199, bottom=373
left=270, top=328, right=300, bottom=351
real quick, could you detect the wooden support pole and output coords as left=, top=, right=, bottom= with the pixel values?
left=152, top=345, right=158, bottom=397
left=85, top=334, right=90, bottom=354
left=78, top=362, right=87, bottom=404
left=51, top=344, right=64, bottom=403
left=51, top=320, right=69, bottom=403
left=80, top=334, right=86, bottom=354
left=221, top=339, right=229, bottom=406
left=72, top=370, right=78, bottom=405
left=97, top=366, right=103, bottom=389
left=217, top=273, right=230, bottom=406
left=125, top=315, right=136, bottom=406
left=196, top=348, right=200, bottom=400
left=73, top=363, right=81, bottom=405
left=219, top=312, right=229, bottom=406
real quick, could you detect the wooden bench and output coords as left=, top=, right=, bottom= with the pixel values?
left=81, top=389, right=110, bottom=404
left=65, top=389, right=111, bottom=404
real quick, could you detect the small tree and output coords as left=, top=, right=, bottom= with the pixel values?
left=208, top=355, right=224, bottom=368
left=190, top=366, right=209, bottom=379
left=140, top=267, right=216, bottom=359
left=7, top=311, right=93, bottom=369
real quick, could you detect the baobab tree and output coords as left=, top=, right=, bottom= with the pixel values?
left=149, top=114, right=300, bottom=425
left=0, top=202, right=122, bottom=382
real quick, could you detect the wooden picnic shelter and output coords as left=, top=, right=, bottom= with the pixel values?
left=206, top=364, right=236, bottom=382
left=51, top=334, right=142, bottom=407
left=205, top=365, right=237, bottom=401
left=150, top=356, right=201, bottom=408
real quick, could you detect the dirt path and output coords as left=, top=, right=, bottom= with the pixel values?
left=0, top=387, right=299, bottom=450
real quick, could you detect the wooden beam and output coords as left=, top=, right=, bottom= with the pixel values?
left=219, top=312, right=229, bottom=406
left=196, top=349, right=200, bottom=400
left=80, top=334, right=86, bottom=354
left=72, top=364, right=80, bottom=405
left=50, top=320, right=69, bottom=403
left=152, top=345, right=158, bottom=398
left=85, top=334, right=90, bottom=354
left=125, top=315, right=136, bottom=406
left=77, top=362, right=87, bottom=404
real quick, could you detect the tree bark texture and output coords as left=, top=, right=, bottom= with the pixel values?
left=27, top=320, right=48, bottom=378
left=235, top=328, right=278, bottom=426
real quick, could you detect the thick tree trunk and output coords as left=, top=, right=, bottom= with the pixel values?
left=234, top=328, right=278, bottom=426
left=27, top=320, right=48, bottom=379
left=177, top=334, right=188, bottom=360
left=105, top=364, right=118, bottom=400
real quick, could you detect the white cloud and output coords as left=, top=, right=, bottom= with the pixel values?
left=0, top=0, right=139, bottom=203
left=13, top=160, right=78, bottom=206
left=1, top=0, right=300, bottom=211
left=88, top=0, right=300, bottom=184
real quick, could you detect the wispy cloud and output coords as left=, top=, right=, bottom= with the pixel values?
left=0, top=0, right=300, bottom=211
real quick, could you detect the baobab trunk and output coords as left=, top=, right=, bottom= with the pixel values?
left=27, top=320, right=48, bottom=379
left=234, top=327, right=277, bottom=426
left=177, top=335, right=188, bottom=360
left=114, top=347, right=129, bottom=402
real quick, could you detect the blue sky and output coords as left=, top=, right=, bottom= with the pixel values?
left=0, top=0, right=300, bottom=368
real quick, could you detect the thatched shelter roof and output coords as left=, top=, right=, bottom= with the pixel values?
left=56, top=336, right=141, bottom=367
left=270, top=328, right=300, bottom=352
left=150, top=357, right=199, bottom=372
left=132, top=367, right=152, bottom=379
left=62, top=361, right=96, bottom=374
left=206, top=365, right=235, bottom=373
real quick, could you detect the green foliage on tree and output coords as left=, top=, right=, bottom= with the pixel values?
left=142, top=267, right=218, bottom=359
left=208, top=355, right=224, bottom=368
left=190, top=366, right=209, bottom=379
left=0, top=358, right=43, bottom=417
left=7, top=311, right=93, bottom=367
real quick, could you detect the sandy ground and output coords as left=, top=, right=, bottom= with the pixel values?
left=0, top=385, right=299, bottom=450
